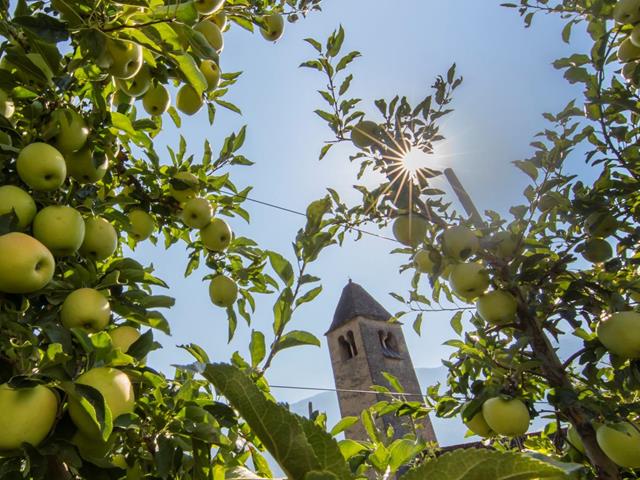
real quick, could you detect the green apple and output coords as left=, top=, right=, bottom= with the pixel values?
left=209, top=274, right=238, bottom=307
left=17, top=142, right=67, bottom=191
left=614, top=0, right=640, bottom=24
left=413, top=248, right=439, bottom=275
left=581, top=238, right=612, bottom=263
left=441, top=225, right=479, bottom=260
left=142, top=84, right=171, bottom=116
left=66, top=147, right=109, bottom=184
left=209, top=11, right=228, bottom=30
left=200, top=59, right=221, bottom=91
left=195, top=20, right=224, bottom=52
left=128, top=209, right=155, bottom=241
left=596, top=422, right=640, bottom=468
left=49, top=109, right=89, bottom=153
left=169, top=171, right=199, bottom=203
left=0, top=232, right=55, bottom=293
left=597, top=311, right=640, bottom=358
left=392, top=214, right=427, bottom=246
left=80, top=216, right=118, bottom=261
left=585, top=212, right=618, bottom=238
left=260, top=14, right=285, bottom=42
left=109, top=325, right=141, bottom=353
left=0, top=185, right=37, bottom=229
left=0, top=88, right=15, bottom=118
left=567, top=424, right=585, bottom=454
left=0, top=384, right=58, bottom=450
left=476, top=290, right=517, bottom=325
left=351, top=120, right=380, bottom=149
left=449, top=262, right=490, bottom=300
left=116, top=64, right=151, bottom=98
left=194, top=0, right=224, bottom=15
left=462, top=402, right=493, bottom=438
left=618, top=38, right=640, bottom=63
left=490, top=231, right=518, bottom=258
left=61, top=287, right=111, bottom=331
left=201, top=217, right=232, bottom=251
left=33, top=205, right=86, bottom=256
left=482, top=397, right=530, bottom=437
left=176, top=84, right=204, bottom=115
left=182, top=197, right=213, bottom=228
left=68, top=367, right=135, bottom=438
left=101, top=39, right=144, bottom=79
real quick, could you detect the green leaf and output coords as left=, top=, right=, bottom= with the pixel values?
left=388, top=439, right=424, bottom=472
left=296, top=286, right=323, bottom=307
left=304, top=38, right=322, bottom=52
left=337, top=439, right=367, bottom=460
left=336, top=52, right=360, bottom=72
left=513, top=160, right=538, bottom=181
left=267, top=251, right=294, bottom=287
left=202, top=363, right=352, bottom=480
left=327, top=25, right=345, bottom=57
left=249, top=330, right=266, bottom=367
left=381, top=372, right=405, bottom=393
left=172, top=53, right=207, bottom=95
left=14, top=14, right=68, bottom=43
left=215, top=99, right=242, bottom=114
left=400, top=449, right=570, bottom=480
left=68, top=383, right=114, bottom=442
left=275, top=330, right=321, bottom=352
left=330, top=417, right=359, bottom=436
left=450, top=311, right=463, bottom=336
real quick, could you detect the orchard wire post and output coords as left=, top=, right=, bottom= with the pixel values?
left=443, top=167, right=485, bottom=229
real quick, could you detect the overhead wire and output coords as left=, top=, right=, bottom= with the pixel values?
left=219, top=187, right=400, bottom=243
left=270, top=384, right=427, bottom=398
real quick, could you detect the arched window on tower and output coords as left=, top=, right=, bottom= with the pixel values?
left=338, top=330, right=358, bottom=360
left=379, top=330, right=402, bottom=359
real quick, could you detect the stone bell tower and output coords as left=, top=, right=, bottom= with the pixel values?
left=326, top=281, right=437, bottom=443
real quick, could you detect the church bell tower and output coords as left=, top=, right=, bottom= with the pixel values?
left=326, top=281, right=437, bottom=443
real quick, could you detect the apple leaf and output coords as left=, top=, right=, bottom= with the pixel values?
left=172, top=53, right=208, bottom=96
left=249, top=330, right=266, bottom=367
left=400, top=449, right=571, bottom=480
left=267, top=251, right=294, bottom=287
left=14, top=14, right=68, bottom=43
left=202, top=363, right=352, bottom=480
left=66, top=383, right=114, bottom=442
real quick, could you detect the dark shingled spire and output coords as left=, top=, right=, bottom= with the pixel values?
left=326, top=280, right=392, bottom=334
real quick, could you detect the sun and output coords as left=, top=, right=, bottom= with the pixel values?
left=401, top=148, right=432, bottom=177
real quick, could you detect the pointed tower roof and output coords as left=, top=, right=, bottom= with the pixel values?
left=326, top=280, right=392, bottom=334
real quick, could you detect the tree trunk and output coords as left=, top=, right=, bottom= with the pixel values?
left=517, top=303, right=620, bottom=480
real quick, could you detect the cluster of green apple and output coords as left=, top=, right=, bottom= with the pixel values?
left=169, top=171, right=238, bottom=308
left=613, top=0, right=640, bottom=85
left=566, top=421, right=640, bottom=469
left=0, top=365, right=137, bottom=456
left=463, top=396, right=530, bottom=438
left=392, top=217, right=519, bottom=322
left=0, top=96, right=149, bottom=457
left=107, top=0, right=285, bottom=117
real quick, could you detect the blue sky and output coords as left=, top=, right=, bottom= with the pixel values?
left=131, top=1, right=592, bottom=405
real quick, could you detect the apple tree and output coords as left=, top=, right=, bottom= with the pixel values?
left=0, top=0, right=351, bottom=478
left=300, top=3, right=640, bottom=479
